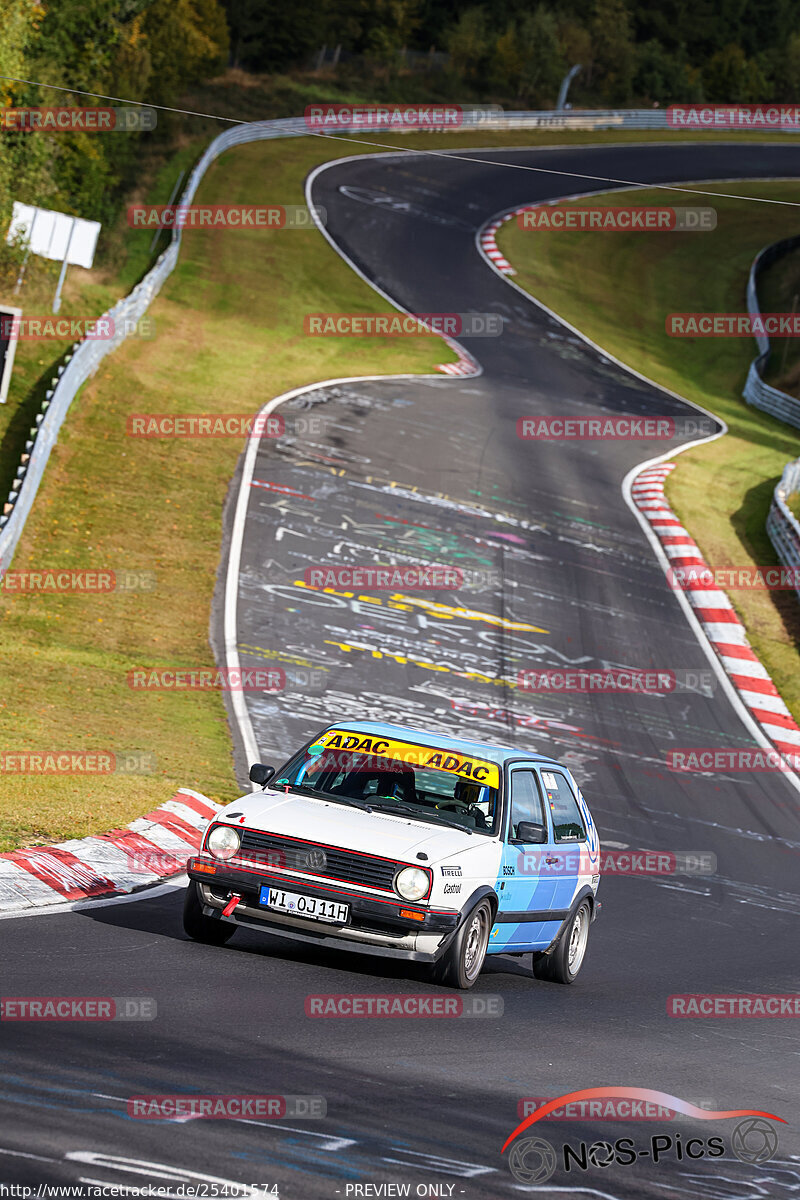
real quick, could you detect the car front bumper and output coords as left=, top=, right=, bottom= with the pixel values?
left=186, top=856, right=461, bottom=962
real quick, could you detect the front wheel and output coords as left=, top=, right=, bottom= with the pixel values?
left=183, top=882, right=237, bottom=945
left=532, top=900, right=591, bottom=984
left=432, top=899, right=492, bottom=990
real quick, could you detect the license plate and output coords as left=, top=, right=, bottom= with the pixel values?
left=259, top=885, right=349, bottom=924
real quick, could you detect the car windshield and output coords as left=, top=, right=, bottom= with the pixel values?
left=274, top=729, right=502, bottom=834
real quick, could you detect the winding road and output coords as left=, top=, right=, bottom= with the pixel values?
left=2, top=142, right=800, bottom=1199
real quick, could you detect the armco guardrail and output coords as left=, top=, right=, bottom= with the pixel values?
left=0, top=116, right=313, bottom=569
left=0, top=104, right=793, bottom=571
left=766, top=457, right=800, bottom=602
left=743, top=235, right=800, bottom=430
left=0, top=113, right=305, bottom=570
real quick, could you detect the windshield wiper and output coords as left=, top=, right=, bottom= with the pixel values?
left=368, top=800, right=473, bottom=834
left=284, top=783, right=373, bottom=813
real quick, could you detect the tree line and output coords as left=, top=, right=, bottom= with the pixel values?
left=0, top=0, right=228, bottom=260
left=1, top=0, right=798, bottom=277
left=225, top=0, right=800, bottom=108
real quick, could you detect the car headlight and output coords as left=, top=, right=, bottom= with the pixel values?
left=394, top=866, right=430, bottom=901
left=206, top=825, right=241, bottom=860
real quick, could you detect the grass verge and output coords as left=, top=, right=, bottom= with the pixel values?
left=498, top=182, right=800, bottom=723
left=0, top=135, right=452, bottom=851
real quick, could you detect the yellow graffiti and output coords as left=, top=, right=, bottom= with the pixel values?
left=323, top=639, right=526, bottom=689
left=295, top=580, right=547, bottom=634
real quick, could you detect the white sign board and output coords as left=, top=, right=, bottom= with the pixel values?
left=6, top=202, right=101, bottom=269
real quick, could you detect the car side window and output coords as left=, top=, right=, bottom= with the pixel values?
left=538, top=771, right=587, bottom=842
left=508, top=770, right=547, bottom=841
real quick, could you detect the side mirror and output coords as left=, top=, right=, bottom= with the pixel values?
left=516, top=821, right=547, bottom=844
left=249, top=763, right=276, bottom=787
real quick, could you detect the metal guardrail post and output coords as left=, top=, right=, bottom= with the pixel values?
left=766, top=459, right=800, bottom=602
left=740, top=237, right=800, bottom=598
left=556, top=65, right=582, bottom=111
left=742, top=235, right=800, bottom=430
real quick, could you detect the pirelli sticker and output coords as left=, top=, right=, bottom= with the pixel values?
left=318, top=730, right=500, bottom=789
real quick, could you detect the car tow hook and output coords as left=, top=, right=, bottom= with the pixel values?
left=222, top=893, right=242, bottom=917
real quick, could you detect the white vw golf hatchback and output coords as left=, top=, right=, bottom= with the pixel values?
left=184, top=720, right=600, bottom=989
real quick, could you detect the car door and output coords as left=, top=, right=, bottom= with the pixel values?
left=535, top=767, right=587, bottom=915
left=490, top=765, right=567, bottom=951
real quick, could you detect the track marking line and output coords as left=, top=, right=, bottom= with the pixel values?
left=0, top=1145, right=59, bottom=1162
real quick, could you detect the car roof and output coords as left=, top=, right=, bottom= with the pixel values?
left=327, top=719, right=560, bottom=768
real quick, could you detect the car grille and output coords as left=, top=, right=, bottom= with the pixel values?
left=236, top=829, right=402, bottom=893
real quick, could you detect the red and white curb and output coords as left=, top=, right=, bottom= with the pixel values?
left=0, top=788, right=220, bottom=913
left=480, top=198, right=616, bottom=276
left=436, top=345, right=478, bottom=376
left=632, top=463, right=800, bottom=760
left=479, top=215, right=517, bottom=275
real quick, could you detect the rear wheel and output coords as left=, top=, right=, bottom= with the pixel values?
left=182, top=882, right=237, bottom=945
left=532, top=900, right=591, bottom=984
left=432, top=899, right=492, bottom=990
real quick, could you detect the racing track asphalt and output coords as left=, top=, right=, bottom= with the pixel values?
left=2, top=143, right=800, bottom=1200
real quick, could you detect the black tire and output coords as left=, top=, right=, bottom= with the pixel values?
left=182, top=882, right=237, bottom=945
left=432, top=899, right=492, bottom=990
left=532, top=899, right=591, bottom=984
